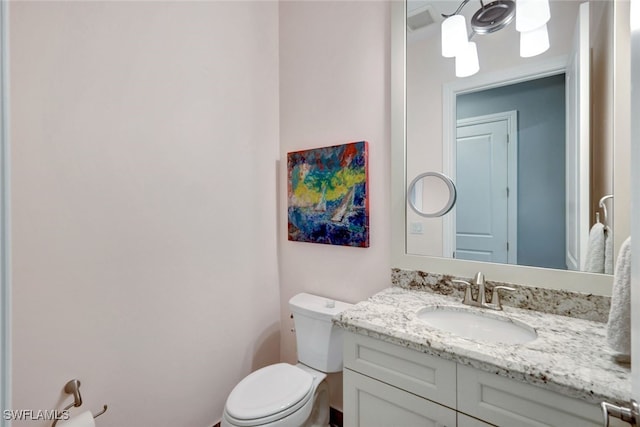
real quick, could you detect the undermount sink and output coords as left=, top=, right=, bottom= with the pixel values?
left=416, top=306, right=538, bottom=345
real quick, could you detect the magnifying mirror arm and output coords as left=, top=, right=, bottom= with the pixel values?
left=442, top=0, right=474, bottom=18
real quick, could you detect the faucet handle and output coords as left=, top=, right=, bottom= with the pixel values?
left=490, top=286, right=515, bottom=310
left=453, top=279, right=474, bottom=305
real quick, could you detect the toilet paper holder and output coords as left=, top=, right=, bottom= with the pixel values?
left=51, top=379, right=108, bottom=427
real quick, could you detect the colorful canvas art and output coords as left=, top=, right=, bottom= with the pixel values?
left=287, top=141, right=369, bottom=247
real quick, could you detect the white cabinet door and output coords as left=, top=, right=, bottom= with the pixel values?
left=343, top=369, right=456, bottom=427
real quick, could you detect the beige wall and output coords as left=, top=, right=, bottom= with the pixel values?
left=278, top=1, right=391, bottom=411
left=10, top=2, right=280, bottom=426
left=612, top=0, right=631, bottom=260
left=591, top=0, right=615, bottom=229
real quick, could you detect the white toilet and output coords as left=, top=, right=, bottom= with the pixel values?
left=221, top=293, right=353, bottom=427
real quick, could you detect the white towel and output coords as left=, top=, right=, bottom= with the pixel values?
left=607, top=237, right=631, bottom=358
left=604, top=227, right=614, bottom=275
left=584, top=222, right=605, bottom=273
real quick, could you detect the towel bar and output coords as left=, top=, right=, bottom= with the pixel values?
left=599, top=194, right=613, bottom=226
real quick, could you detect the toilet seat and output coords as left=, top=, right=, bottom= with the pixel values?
left=224, top=363, right=315, bottom=426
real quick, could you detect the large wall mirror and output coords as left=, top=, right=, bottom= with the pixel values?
left=391, top=0, right=631, bottom=294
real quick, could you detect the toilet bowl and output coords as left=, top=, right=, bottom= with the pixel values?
left=221, top=293, right=352, bottom=427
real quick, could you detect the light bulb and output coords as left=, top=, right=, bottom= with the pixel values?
left=520, top=24, right=549, bottom=57
left=455, top=42, right=479, bottom=78
left=442, top=15, right=468, bottom=58
left=516, top=0, right=551, bottom=33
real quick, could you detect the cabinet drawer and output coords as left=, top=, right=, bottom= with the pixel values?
left=344, top=368, right=456, bottom=427
left=457, top=364, right=603, bottom=427
left=343, top=332, right=456, bottom=408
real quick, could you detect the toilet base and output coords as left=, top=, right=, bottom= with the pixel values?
left=303, top=379, right=329, bottom=427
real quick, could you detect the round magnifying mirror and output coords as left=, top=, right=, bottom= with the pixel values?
left=408, top=172, right=457, bottom=218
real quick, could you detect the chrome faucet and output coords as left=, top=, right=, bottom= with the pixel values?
left=453, top=272, right=515, bottom=311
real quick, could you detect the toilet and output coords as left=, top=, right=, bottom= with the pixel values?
left=221, top=293, right=353, bottom=427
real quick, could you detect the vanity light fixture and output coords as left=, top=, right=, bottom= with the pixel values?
left=441, top=0, right=551, bottom=77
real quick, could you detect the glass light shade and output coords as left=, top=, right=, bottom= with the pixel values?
left=455, top=42, right=479, bottom=78
left=520, top=24, right=549, bottom=57
left=442, top=15, right=468, bottom=58
left=516, top=0, right=551, bottom=33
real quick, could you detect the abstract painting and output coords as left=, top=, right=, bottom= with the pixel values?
left=287, top=141, right=369, bottom=247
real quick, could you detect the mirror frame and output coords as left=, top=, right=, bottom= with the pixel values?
left=0, top=0, right=9, bottom=418
left=630, top=0, right=639, bottom=374
left=391, top=0, right=624, bottom=295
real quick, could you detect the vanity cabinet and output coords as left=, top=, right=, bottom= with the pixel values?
left=343, top=332, right=614, bottom=427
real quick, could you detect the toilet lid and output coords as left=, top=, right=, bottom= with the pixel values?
left=225, top=363, right=314, bottom=420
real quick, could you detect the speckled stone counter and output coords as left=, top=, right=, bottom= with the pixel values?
left=333, top=287, right=631, bottom=406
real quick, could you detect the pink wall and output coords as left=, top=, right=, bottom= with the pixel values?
left=278, top=1, right=392, bottom=410
left=10, top=0, right=391, bottom=423
left=10, top=2, right=280, bottom=426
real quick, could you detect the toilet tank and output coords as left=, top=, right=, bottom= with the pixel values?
left=289, top=293, right=353, bottom=373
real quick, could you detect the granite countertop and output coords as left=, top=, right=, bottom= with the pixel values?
left=333, top=287, right=631, bottom=406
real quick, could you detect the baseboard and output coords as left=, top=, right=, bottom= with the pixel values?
left=330, top=407, right=343, bottom=427
left=213, top=407, right=342, bottom=427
